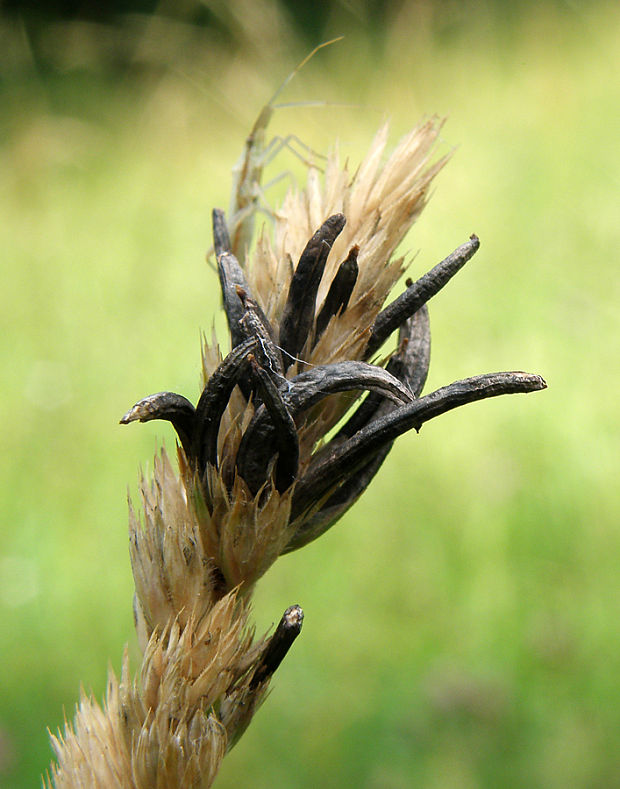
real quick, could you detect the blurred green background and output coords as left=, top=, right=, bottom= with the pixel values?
left=1, top=1, right=619, bottom=786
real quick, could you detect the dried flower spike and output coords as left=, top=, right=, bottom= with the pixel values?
left=48, top=101, right=545, bottom=789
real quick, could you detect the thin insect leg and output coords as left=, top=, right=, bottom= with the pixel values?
left=227, top=169, right=293, bottom=252
left=254, top=135, right=326, bottom=185
left=254, top=166, right=306, bottom=212
left=227, top=153, right=320, bottom=263
left=228, top=134, right=328, bottom=252
left=270, top=133, right=328, bottom=164
left=230, top=132, right=327, bottom=235
left=256, top=134, right=327, bottom=170
left=261, top=169, right=296, bottom=193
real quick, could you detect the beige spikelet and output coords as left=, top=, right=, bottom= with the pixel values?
left=47, top=81, right=545, bottom=786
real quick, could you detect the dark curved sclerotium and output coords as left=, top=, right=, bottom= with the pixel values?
left=247, top=355, right=299, bottom=493
left=283, top=361, right=414, bottom=412
left=193, top=337, right=258, bottom=471
left=284, top=445, right=392, bottom=552
left=237, top=287, right=283, bottom=377
left=351, top=303, right=432, bottom=431
left=236, top=361, right=415, bottom=494
left=290, top=371, right=547, bottom=527
left=217, top=251, right=251, bottom=349
left=213, top=208, right=265, bottom=350
left=393, top=303, right=432, bottom=397
left=289, top=306, right=430, bottom=546
left=288, top=305, right=433, bottom=548
left=120, top=391, right=196, bottom=458
left=279, top=213, right=346, bottom=368
left=337, top=304, right=431, bottom=441
left=249, top=605, right=304, bottom=690
left=212, top=207, right=233, bottom=258
left=365, top=235, right=479, bottom=359
left=314, top=245, right=359, bottom=343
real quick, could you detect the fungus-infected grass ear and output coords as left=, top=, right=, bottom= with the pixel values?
left=50, top=54, right=547, bottom=782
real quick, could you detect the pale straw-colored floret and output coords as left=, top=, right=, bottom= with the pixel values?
left=247, top=118, right=449, bottom=366
left=47, top=595, right=258, bottom=788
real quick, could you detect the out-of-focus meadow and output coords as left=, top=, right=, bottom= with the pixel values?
left=1, top=1, right=619, bottom=786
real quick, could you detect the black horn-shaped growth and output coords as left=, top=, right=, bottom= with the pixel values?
left=365, top=235, right=479, bottom=359
left=279, top=213, right=346, bottom=368
left=120, top=392, right=196, bottom=458
left=289, top=371, right=546, bottom=544
left=314, top=245, right=359, bottom=343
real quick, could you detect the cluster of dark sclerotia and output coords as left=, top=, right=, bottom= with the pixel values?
left=122, top=209, right=546, bottom=552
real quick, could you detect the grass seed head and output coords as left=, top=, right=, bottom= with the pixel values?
left=48, top=107, right=545, bottom=788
